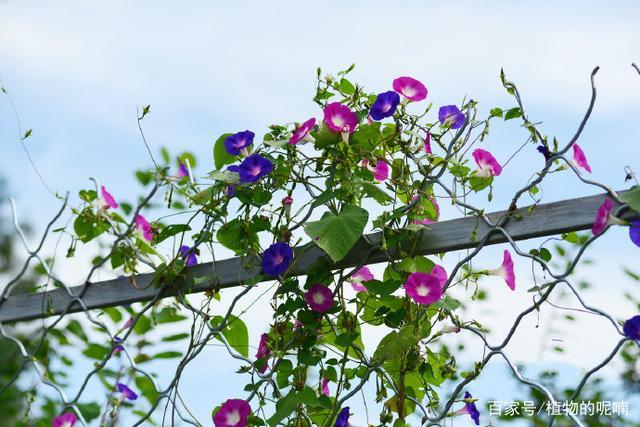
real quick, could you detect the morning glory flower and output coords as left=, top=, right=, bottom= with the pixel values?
left=134, top=214, right=153, bottom=241
left=571, top=143, right=592, bottom=173
left=117, top=383, right=138, bottom=401
left=261, top=242, right=293, bottom=276
left=349, top=266, right=374, bottom=292
left=424, top=132, right=432, bottom=155
left=213, top=399, right=251, bottom=427
left=392, top=76, right=428, bottom=102
left=53, top=412, right=78, bottom=427
left=304, top=284, right=334, bottom=313
left=452, top=392, right=480, bottom=425
left=334, top=407, right=350, bottom=427
left=486, top=250, right=516, bottom=290
left=238, top=154, right=273, bottom=183
left=224, top=131, right=255, bottom=156
left=438, top=105, right=466, bottom=129
left=177, top=158, right=189, bottom=178
left=323, top=102, right=358, bottom=143
left=112, top=336, right=124, bottom=355
left=431, top=264, right=448, bottom=287
left=623, top=315, right=640, bottom=340
left=472, top=148, right=503, bottom=178
left=362, top=159, right=390, bottom=181
left=321, top=378, right=330, bottom=396
left=282, top=196, right=293, bottom=216
left=404, top=272, right=444, bottom=306
left=537, top=145, right=552, bottom=161
left=592, top=198, right=625, bottom=235
left=630, top=220, right=640, bottom=247
left=100, top=186, right=118, bottom=210
left=179, top=245, right=198, bottom=266
left=255, top=333, right=270, bottom=374
left=289, top=118, right=316, bottom=145
left=369, top=91, right=400, bottom=121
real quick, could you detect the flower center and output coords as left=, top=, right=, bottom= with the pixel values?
left=333, top=115, right=345, bottom=127
left=226, top=410, right=241, bottom=425
left=416, top=285, right=430, bottom=297
left=403, top=86, right=417, bottom=97
left=382, top=103, right=392, bottom=112
left=273, top=255, right=284, bottom=265
left=250, top=166, right=262, bottom=176
left=312, top=292, right=326, bottom=305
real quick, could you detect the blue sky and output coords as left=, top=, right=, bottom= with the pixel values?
left=2, top=1, right=640, bottom=425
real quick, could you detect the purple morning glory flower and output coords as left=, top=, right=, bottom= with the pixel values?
left=438, top=105, right=466, bottom=129
left=304, top=284, right=334, bottom=313
left=334, top=407, right=350, bottom=427
left=537, top=145, right=551, bottom=161
left=261, top=242, right=293, bottom=276
left=177, top=158, right=189, bottom=178
left=369, top=91, right=400, bottom=121
left=623, top=315, right=640, bottom=340
left=117, top=383, right=138, bottom=401
left=224, top=130, right=255, bottom=156
left=238, top=154, right=273, bottom=183
left=630, top=220, right=640, bottom=247
left=453, top=392, right=480, bottom=425
left=179, top=245, right=198, bottom=266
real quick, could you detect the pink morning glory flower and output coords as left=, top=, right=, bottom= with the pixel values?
left=53, top=412, right=77, bottom=427
left=117, top=383, right=138, bottom=401
left=404, top=272, right=444, bottom=306
left=134, top=214, right=153, bottom=241
left=438, top=105, right=466, bottom=129
left=100, top=186, right=118, bottom=210
left=321, top=378, right=330, bottom=397
left=213, top=399, right=251, bottom=427
left=592, top=198, right=625, bottom=235
left=487, top=250, right=516, bottom=290
left=623, top=315, right=640, bottom=340
left=369, top=91, right=400, bottom=121
left=630, top=220, right=640, bottom=247
left=472, top=148, right=503, bottom=178
left=304, top=284, right=334, bottom=313
left=289, top=118, right=316, bottom=145
left=255, top=333, right=270, bottom=374
left=349, top=266, right=374, bottom=292
left=323, top=102, right=358, bottom=143
left=282, top=196, right=293, bottom=216
left=224, top=131, right=255, bottom=156
left=452, top=392, right=480, bottom=425
left=392, top=76, right=428, bottom=102
left=424, top=132, right=432, bottom=155
left=571, top=143, right=592, bottom=173
left=362, top=159, right=390, bottom=181
left=431, top=264, right=448, bottom=287
left=179, top=245, right=198, bottom=266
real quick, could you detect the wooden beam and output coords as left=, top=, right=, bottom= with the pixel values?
left=0, top=191, right=632, bottom=323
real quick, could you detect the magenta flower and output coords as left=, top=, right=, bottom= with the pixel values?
left=334, top=407, right=350, bottom=427
left=100, top=186, right=118, bottom=210
left=177, top=158, right=189, bottom=178
left=438, top=105, right=466, bottom=129
left=392, top=76, right=427, bottom=102
left=487, top=250, right=516, bottom=290
left=370, top=91, right=400, bottom=120
left=255, top=333, right=270, bottom=374
left=112, top=337, right=124, bottom=355
left=53, top=412, right=77, bottom=427
left=452, top=392, right=480, bottom=425
left=179, top=245, right=198, bottom=266
left=431, top=264, right=448, bottom=287
left=282, top=196, right=293, bottom=216
left=404, top=272, right=444, bottom=306
left=261, top=242, right=293, bottom=276
left=349, top=266, right=374, bottom=292
left=372, top=160, right=390, bottom=181
left=321, top=378, right=330, bottom=396
left=238, top=154, right=273, bottom=183
left=213, top=399, right=251, bottom=427
left=630, top=220, right=640, bottom=247
left=424, top=132, right=432, bottom=155
left=592, top=198, right=625, bottom=235
left=304, top=284, right=334, bottom=313
left=572, top=143, right=592, bottom=173
left=224, top=130, right=255, bottom=156
left=117, top=383, right=138, bottom=401
left=289, top=118, right=316, bottom=145
left=623, top=315, right=640, bottom=340
left=134, top=214, right=153, bottom=241
left=323, top=102, right=358, bottom=135
left=472, top=148, right=503, bottom=178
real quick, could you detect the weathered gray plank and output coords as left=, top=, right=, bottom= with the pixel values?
left=0, top=191, right=633, bottom=323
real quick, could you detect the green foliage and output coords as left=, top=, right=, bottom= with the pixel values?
left=304, top=205, right=368, bottom=262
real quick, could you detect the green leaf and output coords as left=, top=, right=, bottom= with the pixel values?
left=339, top=78, right=355, bottom=95
left=621, top=186, right=640, bottom=212
left=361, top=182, right=393, bottom=205
left=350, top=123, right=382, bottom=152
left=314, top=123, right=341, bottom=149
left=156, top=224, right=191, bottom=243
left=153, top=351, right=182, bottom=359
left=267, top=392, right=298, bottom=426
left=504, top=107, right=522, bottom=120
left=304, top=205, right=368, bottom=262
left=210, top=314, right=249, bottom=357
left=76, top=402, right=101, bottom=422
left=372, top=328, right=418, bottom=364
left=23, top=129, right=33, bottom=139
left=135, top=375, right=160, bottom=404
left=162, top=333, right=190, bottom=342
left=489, top=107, right=503, bottom=118
left=213, top=133, right=236, bottom=170
left=82, top=343, right=110, bottom=360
